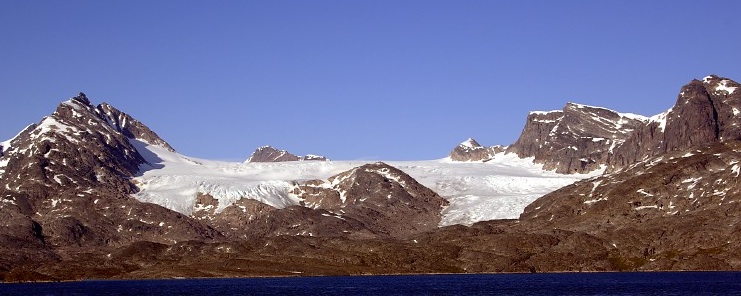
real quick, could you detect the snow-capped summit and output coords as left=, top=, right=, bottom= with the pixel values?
left=246, top=145, right=328, bottom=163
left=448, top=138, right=505, bottom=162
left=0, top=93, right=218, bottom=248
left=459, top=138, right=481, bottom=149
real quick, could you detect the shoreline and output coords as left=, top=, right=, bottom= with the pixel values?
left=4, top=269, right=740, bottom=284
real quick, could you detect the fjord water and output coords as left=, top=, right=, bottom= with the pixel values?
left=3, top=272, right=740, bottom=295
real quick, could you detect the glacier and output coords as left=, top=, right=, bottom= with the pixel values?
left=132, top=142, right=600, bottom=226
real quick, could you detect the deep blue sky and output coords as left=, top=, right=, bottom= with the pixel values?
left=1, top=1, right=739, bottom=160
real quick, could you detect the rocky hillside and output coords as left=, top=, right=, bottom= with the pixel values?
left=246, top=145, right=328, bottom=162
left=293, top=162, right=449, bottom=238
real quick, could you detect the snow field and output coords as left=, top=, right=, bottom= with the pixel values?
left=132, top=143, right=599, bottom=226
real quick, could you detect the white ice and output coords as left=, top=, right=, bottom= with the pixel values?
left=131, top=141, right=600, bottom=226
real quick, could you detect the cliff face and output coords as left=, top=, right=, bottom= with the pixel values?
left=608, top=75, right=741, bottom=171
left=506, top=103, right=646, bottom=173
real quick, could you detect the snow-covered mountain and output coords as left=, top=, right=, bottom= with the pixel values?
left=447, top=138, right=505, bottom=162
left=0, top=93, right=218, bottom=250
left=246, top=145, right=328, bottom=162
left=4, top=75, right=741, bottom=280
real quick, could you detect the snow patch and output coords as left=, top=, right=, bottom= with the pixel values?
left=459, top=138, right=480, bottom=149
left=716, top=80, right=738, bottom=95
left=529, top=110, right=560, bottom=115
left=649, top=108, right=672, bottom=132
left=636, top=189, right=654, bottom=197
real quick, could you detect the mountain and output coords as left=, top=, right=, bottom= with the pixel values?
left=505, top=103, right=647, bottom=174
left=3, top=76, right=741, bottom=280
left=246, top=146, right=328, bottom=162
left=0, top=93, right=220, bottom=277
left=506, top=76, right=741, bottom=270
left=292, top=162, right=449, bottom=238
left=191, top=162, right=449, bottom=240
left=608, top=75, right=741, bottom=171
left=448, top=138, right=505, bottom=162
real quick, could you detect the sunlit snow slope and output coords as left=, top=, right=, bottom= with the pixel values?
left=132, top=142, right=599, bottom=226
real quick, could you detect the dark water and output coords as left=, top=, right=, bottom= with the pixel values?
left=2, top=272, right=740, bottom=295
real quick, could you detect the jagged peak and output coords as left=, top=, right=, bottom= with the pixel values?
left=699, top=75, right=738, bottom=95
left=459, top=138, right=482, bottom=149
left=60, top=92, right=97, bottom=112
left=702, top=74, right=721, bottom=83
left=71, top=92, right=91, bottom=105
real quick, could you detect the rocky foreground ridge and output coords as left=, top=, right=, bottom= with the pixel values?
left=1, top=76, right=741, bottom=281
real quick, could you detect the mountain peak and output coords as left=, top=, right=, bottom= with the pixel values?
left=459, top=138, right=482, bottom=149
left=449, top=138, right=504, bottom=162
left=71, top=92, right=92, bottom=106
left=246, top=146, right=327, bottom=163
left=700, top=74, right=738, bottom=95
left=508, top=101, right=647, bottom=173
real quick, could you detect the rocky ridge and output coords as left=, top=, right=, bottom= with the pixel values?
left=504, top=103, right=647, bottom=173
left=448, top=138, right=505, bottom=162
left=246, top=145, right=328, bottom=162
left=454, top=75, right=741, bottom=176
left=292, top=162, right=449, bottom=238
left=608, top=75, right=741, bottom=172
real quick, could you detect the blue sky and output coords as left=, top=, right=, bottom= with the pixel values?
left=1, top=1, right=739, bottom=160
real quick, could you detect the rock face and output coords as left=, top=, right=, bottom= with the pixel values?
left=292, top=162, right=449, bottom=238
left=448, top=138, right=505, bottom=162
left=97, top=103, right=175, bottom=152
left=608, top=75, right=741, bottom=171
left=506, top=103, right=646, bottom=174
left=246, top=146, right=328, bottom=162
